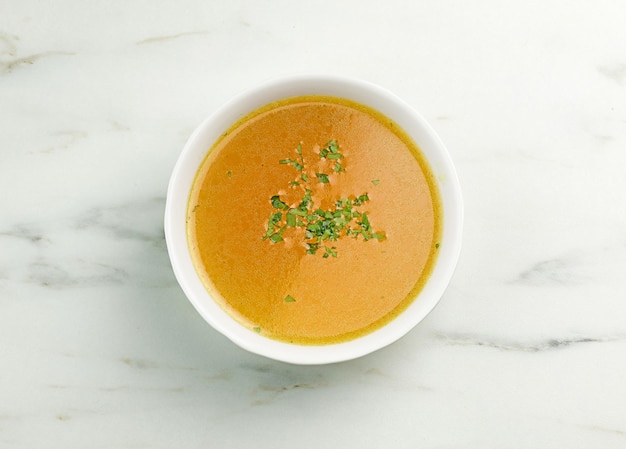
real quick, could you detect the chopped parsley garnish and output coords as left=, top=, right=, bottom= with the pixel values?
left=371, top=179, right=380, bottom=185
left=286, top=212, right=296, bottom=227
left=353, top=194, right=369, bottom=206
left=279, top=143, right=305, bottom=172
left=315, top=173, right=330, bottom=184
left=323, top=246, right=337, bottom=258
left=319, top=140, right=344, bottom=172
left=268, top=227, right=285, bottom=243
left=284, top=295, right=296, bottom=302
left=270, top=195, right=289, bottom=211
left=263, top=140, right=385, bottom=257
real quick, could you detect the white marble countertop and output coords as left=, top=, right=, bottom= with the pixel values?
left=2, top=1, right=625, bottom=447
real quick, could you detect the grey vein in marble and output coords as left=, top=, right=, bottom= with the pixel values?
left=119, top=357, right=204, bottom=373
left=43, top=131, right=88, bottom=153
left=27, top=260, right=129, bottom=289
left=240, top=363, right=330, bottom=406
left=0, top=31, right=18, bottom=55
left=0, top=224, right=134, bottom=290
left=0, top=196, right=173, bottom=291
left=135, top=31, right=208, bottom=45
left=598, top=63, right=626, bottom=85
left=582, top=425, right=626, bottom=436
left=511, top=258, right=587, bottom=286
left=0, top=31, right=74, bottom=75
left=0, top=225, right=46, bottom=245
left=435, top=332, right=624, bottom=353
left=0, top=50, right=75, bottom=75
left=74, top=197, right=167, bottom=248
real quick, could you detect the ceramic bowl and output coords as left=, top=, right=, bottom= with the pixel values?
left=164, top=75, right=463, bottom=365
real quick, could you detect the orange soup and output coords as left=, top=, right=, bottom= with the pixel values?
left=187, top=96, right=442, bottom=345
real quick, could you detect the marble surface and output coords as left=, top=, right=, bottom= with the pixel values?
left=1, top=1, right=625, bottom=447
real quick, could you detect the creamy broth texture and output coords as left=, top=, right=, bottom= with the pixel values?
left=187, top=96, right=442, bottom=345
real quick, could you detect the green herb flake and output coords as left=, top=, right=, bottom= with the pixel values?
left=268, top=226, right=286, bottom=243
left=323, top=246, right=337, bottom=258
left=361, top=212, right=371, bottom=230
left=271, top=195, right=289, bottom=211
left=316, top=173, right=330, bottom=184
left=286, top=212, right=296, bottom=227
left=305, top=242, right=320, bottom=255
left=352, top=193, right=370, bottom=207
left=289, top=208, right=307, bottom=217
left=435, top=243, right=440, bottom=249
left=253, top=326, right=261, bottom=333
left=227, top=170, right=232, bottom=178
left=284, top=295, right=296, bottom=303
left=371, top=179, right=380, bottom=185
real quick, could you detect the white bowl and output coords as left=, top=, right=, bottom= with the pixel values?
left=164, top=75, right=463, bottom=365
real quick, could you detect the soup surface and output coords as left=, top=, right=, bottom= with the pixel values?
left=187, top=95, right=441, bottom=344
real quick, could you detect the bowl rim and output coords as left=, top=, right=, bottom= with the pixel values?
left=164, top=74, right=463, bottom=365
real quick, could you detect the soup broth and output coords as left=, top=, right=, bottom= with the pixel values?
left=187, top=96, right=442, bottom=345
